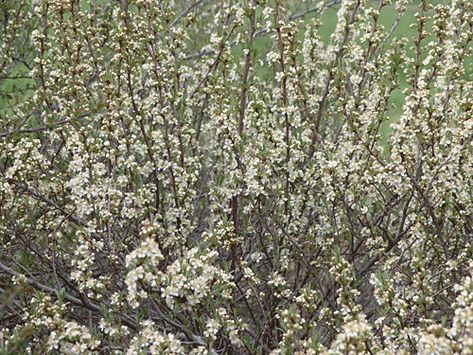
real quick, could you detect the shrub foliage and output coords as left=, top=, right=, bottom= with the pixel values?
left=0, top=0, right=472, bottom=353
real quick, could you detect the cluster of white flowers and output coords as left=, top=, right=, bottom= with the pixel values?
left=47, top=321, right=100, bottom=355
left=160, top=247, right=234, bottom=309
left=127, top=321, right=185, bottom=355
left=70, top=233, right=108, bottom=299
left=17, top=295, right=100, bottom=354
left=125, top=237, right=164, bottom=308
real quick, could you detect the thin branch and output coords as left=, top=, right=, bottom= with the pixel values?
left=0, top=112, right=91, bottom=139
left=0, top=260, right=139, bottom=330
left=170, top=0, right=205, bottom=27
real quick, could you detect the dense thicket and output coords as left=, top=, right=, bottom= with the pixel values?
left=0, top=0, right=472, bottom=353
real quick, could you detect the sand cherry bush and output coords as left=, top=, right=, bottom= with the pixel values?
left=0, top=0, right=472, bottom=353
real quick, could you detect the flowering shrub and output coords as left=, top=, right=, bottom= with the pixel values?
left=0, top=0, right=472, bottom=353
